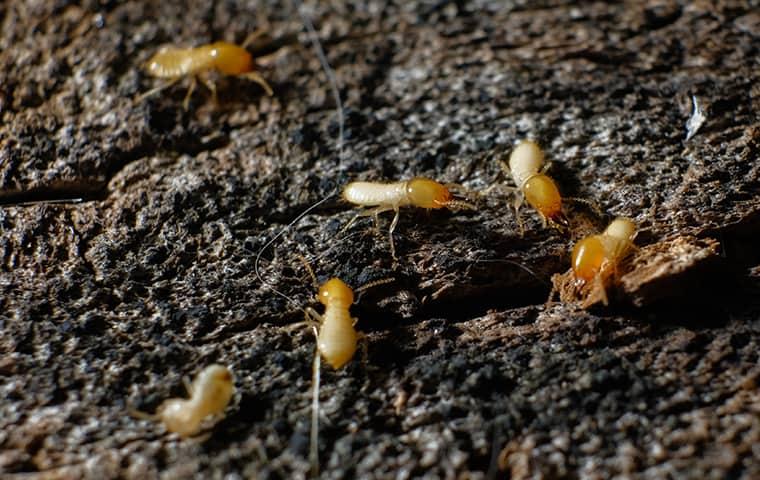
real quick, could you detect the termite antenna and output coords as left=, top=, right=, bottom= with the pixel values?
left=254, top=190, right=337, bottom=306
left=241, top=29, right=267, bottom=49
left=549, top=211, right=570, bottom=231
left=296, top=253, right=320, bottom=290
left=501, top=259, right=546, bottom=285
left=4, top=197, right=84, bottom=207
left=128, top=407, right=157, bottom=421
left=354, top=277, right=395, bottom=303
left=565, top=196, right=604, bottom=219
left=134, top=78, right=180, bottom=105
left=354, top=277, right=395, bottom=294
left=290, top=231, right=366, bottom=287
left=310, top=341, right=321, bottom=478
left=473, top=258, right=549, bottom=287
left=297, top=1, right=345, bottom=162
left=442, top=199, right=477, bottom=211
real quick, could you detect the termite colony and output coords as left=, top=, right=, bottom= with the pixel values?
left=130, top=19, right=644, bottom=477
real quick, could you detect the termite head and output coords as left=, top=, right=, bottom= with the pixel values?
left=210, top=41, right=253, bottom=75
left=196, top=364, right=235, bottom=414
left=318, top=278, right=354, bottom=306
left=523, top=174, right=567, bottom=229
left=571, top=217, right=637, bottom=284
left=197, top=364, right=235, bottom=393
left=144, top=57, right=162, bottom=76
left=406, top=178, right=453, bottom=209
left=571, top=235, right=606, bottom=284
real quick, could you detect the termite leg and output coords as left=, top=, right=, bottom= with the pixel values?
left=135, top=78, right=180, bottom=105
left=285, top=318, right=319, bottom=334
left=128, top=407, right=158, bottom=421
left=371, top=211, right=382, bottom=234
left=241, top=71, right=273, bottom=96
left=357, top=331, right=369, bottom=367
left=498, top=159, right=511, bottom=176
left=200, top=75, right=218, bottom=106
left=191, top=432, right=213, bottom=444
left=183, top=77, right=197, bottom=110
left=340, top=206, right=393, bottom=236
left=286, top=307, right=322, bottom=333
left=545, top=281, right=558, bottom=307
left=595, top=274, right=609, bottom=306
left=241, top=29, right=267, bottom=49
left=481, top=183, right=518, bottom=197
left=340, top=210, right=371, bottom=236
left=512, top=194, right=525, bottom=236
left=388, top=207, right=400, bottom=260
left=304, top=306, right=323, bottom=325
left=540, top=160, right=553, bottom=174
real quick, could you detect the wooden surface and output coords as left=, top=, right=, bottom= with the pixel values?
left=1, top=1, right=759, bottom=478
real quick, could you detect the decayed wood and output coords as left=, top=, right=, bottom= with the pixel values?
left=1, top=1, right=759, bottom=478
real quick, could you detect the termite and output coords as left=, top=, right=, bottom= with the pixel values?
left=138, top=32, right=273, bottom=109
left=570, top=217, right=637, bottom=305
left=285, top=258, right=392, bottom=477
left=501, top=140, right=569, bottom=232
left=341, top=178, right=475, bottom=259
left=132, top=364, right=235, bottom=437
left=300, top=277, right=360, bottom=368
left=304, top=277, right=357, bottom=478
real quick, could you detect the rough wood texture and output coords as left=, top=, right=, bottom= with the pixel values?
left=1, top=1, right=759, bottom=478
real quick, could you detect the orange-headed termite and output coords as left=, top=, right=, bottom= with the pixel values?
left=305, top=277, right=357, bottom=478
left=139, top=33, right=273, bottom=109
left=314, top=278, right=360, bottom=369
left=132, top=364, right=235, bottom=437
left=571, top=217, right=637, bottom=304
left=503, top=140, right=569, bottom=231
left=341, top=178, right=475, bottom=259
left=290, top=260, right=392, bottom=477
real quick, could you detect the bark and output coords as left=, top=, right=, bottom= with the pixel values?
left=1, top=1, right=759, bottom=478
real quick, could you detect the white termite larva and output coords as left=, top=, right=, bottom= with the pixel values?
left=133, top=364, right=235, bottom=437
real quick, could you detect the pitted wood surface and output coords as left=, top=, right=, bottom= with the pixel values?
left=1, top=1, right=758, bottom=478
